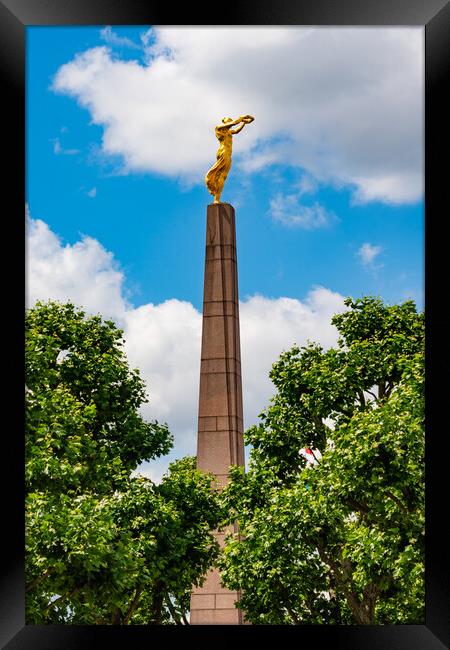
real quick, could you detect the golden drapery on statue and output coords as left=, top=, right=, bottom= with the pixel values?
left=205, top=114, right=254, bottom=204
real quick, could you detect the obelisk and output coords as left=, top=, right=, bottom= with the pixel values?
left=189, top=202, right=245, bottom=625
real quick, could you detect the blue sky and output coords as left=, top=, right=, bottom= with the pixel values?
left=26, top=26, right=424, bottom=480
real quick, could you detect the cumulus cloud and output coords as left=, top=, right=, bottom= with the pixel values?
left=270, top=193, right=337, bottom=229
left=357, top=242, right=383, bottom=267
left=100, top=26, right=140, bottom=50
left=240, top=289, right=346, bottom=426
left=26, top=215, right=128, bottom=322
left=51, top=27, right=423, bottom=204
left=122, top=300, right=202, bottom=458
left=26, top=209, right=347, bottom=481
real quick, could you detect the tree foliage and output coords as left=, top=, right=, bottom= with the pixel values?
left=26, top=301, right=221, bottom=624
left=219, top=297, right=424, bottom=625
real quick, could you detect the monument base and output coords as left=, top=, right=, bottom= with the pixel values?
left=190, top=525, right=243, bottom=625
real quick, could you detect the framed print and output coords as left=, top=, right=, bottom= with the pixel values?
left=2, top=0, right=449, bottom=647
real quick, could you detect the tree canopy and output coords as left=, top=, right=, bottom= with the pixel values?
left=219, top=297, right=425, bottom=625
left=26, top=301, right=221, bottom=624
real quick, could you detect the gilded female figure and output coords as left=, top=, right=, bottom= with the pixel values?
left=205, top=114, right=254, bottom=203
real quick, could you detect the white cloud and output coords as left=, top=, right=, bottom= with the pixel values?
left=87, top=187, right=97, bottom=198
left=26, top=215, right=128, bottom=322
left=270, top=193, right=337, bottom=229
left=52, top=137, right=79, bottom=156
left=269, top=173, right=334, bottom=228
left=26, top=209, right=347, bottom=481
left=122, top=299, right=202, bottom=445
left=357, top=242, right=383, bottom=267
left=100, top=26, right=140, bottom=50
left=351, top=174, right=421, bottom=205
left=297, top=174, right=318, bottom=197
left=51, top=27, right=423, bottom=205
left=240, top=289, right=346, bottom=425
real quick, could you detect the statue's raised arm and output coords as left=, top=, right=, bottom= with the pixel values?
left=205, top=115, right=254, bottom=204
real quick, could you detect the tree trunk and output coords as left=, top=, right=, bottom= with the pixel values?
left=151, top=582, right=164, bottom=625
left=123, top=586, right=143, bottom=625
left=346, top=582, right=379, bottom=624
left=112, top=607, right=122, bottom=625
left=317, top=540, right=378, bottom=624
left=165, top=595, right=183, bottom=625
left=26, top=568, right=53, bottom=593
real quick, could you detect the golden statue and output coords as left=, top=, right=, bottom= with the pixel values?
left=205, top=114, right=254, bottom=203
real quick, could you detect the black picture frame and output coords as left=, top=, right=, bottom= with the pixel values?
left=2, top=0, right=449, bottom=647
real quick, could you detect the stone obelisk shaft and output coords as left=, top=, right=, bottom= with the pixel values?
left=190, top=203, right=245, bottom=625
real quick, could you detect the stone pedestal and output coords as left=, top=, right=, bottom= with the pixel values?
left=190, top=203, right=245, bottom=625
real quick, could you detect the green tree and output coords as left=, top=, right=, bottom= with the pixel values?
left=219, top=297, right=424, bottom=625
left=26, top=301, right=221, bottom=624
